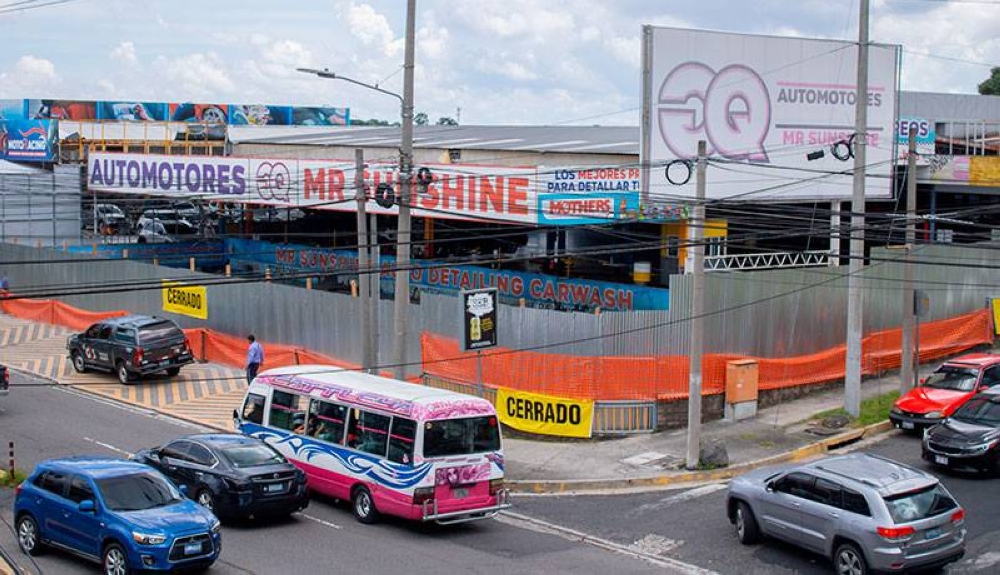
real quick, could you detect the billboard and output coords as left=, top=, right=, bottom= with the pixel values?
left=4, top=118, right=57, bottom=162
left=461, top=288, right=498, bottom=351
left=642, top=27, right=900, bottom=201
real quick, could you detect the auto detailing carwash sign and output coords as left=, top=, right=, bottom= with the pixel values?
left=496, top=388, right=594, bottom=438
left=162, top=280, right=208, bottom=320
left=642, top=27, right=899, bottom=201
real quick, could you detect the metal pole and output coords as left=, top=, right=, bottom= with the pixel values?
left=900, top=132, right=917, bottom=394
left=391, top=0, right=416, bottom=381
left=844, top=0, right=869, bottom=417
left=476, top=350, right=484, bottom=396
left=639, top=25, right=653, bottom=206
left=370, top=212, right=380, bottom=373
left=685, top=140, right=706, bottom=471
left=355, top=149, right=373, bottom=372
left=829, top=201, right=841, bottom=267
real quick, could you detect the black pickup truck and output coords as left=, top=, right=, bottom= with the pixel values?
left=67, top=315, right=195, bottom=384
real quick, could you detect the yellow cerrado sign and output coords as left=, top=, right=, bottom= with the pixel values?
left=162, top=280, right=208, bottom=320
left=496, top=388, right=594, bottom=438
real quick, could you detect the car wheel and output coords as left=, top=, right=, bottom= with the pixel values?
left=735, top=501, right=761, bottom=544
left=16, top=514, right=43, bottom=556
left=834, top=542, right=868, bottom=575
left=103, top=542, right=131, bottom=575
left=196, top=488, right=215, bottom=512
left=352, top=486, right=379, bottom=524
left=116, top=362, right=133, bottom=385
left=165, top=367, right=181, bottom=377
left=71, top=351, right=87, bottom=373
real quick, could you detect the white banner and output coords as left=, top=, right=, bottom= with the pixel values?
left=642, top=27, right=899, bottom=201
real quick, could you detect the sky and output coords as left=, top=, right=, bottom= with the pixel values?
left=0, top=0, right=997, bottom=126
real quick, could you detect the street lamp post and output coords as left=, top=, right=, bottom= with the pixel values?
left=297, top=0, right=416, bottom=381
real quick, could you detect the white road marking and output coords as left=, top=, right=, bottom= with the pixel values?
left=630, top=483, right=728, bottom=515
left=83, top=437, right=133, bottom=457
left=498, top=510, right=719, bottom=575
left=299, top=512, right=342, bottom=530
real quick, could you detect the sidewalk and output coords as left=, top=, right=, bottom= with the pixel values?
left=503, top=367, right=935, bottom=493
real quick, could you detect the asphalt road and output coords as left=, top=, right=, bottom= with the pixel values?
left=0, top=372, right=688, bottom=575
left=517, top=433, right=1000, bottom=575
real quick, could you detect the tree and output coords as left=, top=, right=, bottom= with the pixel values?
left=414, top=112, right=429, bottom=126
left=350, top=118, right=398, bottom=126
left=978, top=67, right=1000, bottom=96
left=436, top=116, right=458, bottom=125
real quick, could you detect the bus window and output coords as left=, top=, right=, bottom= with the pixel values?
left=269, top=390, right=303, bottom=431
left=347, top=409, right=390, bottom=457
left=309, top=400, right=348, bottom=444
left=388, top=417, right=416, bottom=465
left=242, top=393, right=266, bottom=424
left=424, top=417, right=501, bottom=457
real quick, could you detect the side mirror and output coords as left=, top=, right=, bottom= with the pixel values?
left=78, top=499, right=96, bottom=513
left=232, top=409, right=240, bottom=421
left=765, top=481, right=775, bottom=493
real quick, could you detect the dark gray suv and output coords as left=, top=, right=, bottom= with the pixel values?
left=67, top=315, right=194, bottom=384
left=727, top=453, right=965, bottom=575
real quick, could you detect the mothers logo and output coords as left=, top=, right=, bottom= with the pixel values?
left=657, top=62, right=771, bottom=162
left=255, top=161, right=292, bottom=201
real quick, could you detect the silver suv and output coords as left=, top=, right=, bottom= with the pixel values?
left=727, top=453, right=965, bottom=575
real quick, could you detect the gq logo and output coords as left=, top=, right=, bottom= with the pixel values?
left=255, top=161, right=292, bottom=201
left=657, top=62, right=772, bottom=162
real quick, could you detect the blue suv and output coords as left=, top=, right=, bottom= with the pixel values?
left=14, top=457, right=221, bottom=574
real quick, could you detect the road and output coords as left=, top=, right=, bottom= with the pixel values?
left=517, top=433, right=1000, bottom=575
left=0, top=371, right=694, bottom=575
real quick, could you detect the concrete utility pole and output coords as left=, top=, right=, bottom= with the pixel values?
left=845, top=0, right=870, bottom=417
left=900, top=132, right=918, bottom=393
left=685, top=140, right=707, bottom=470
left=355, top=149, right=373, bottom=372
left=391, top=0, right=417, bottom=380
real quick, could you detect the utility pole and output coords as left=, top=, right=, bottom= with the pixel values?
left=900, top=131, right=917, bottom=393
left=844, top=0, right=869, bottom=417
left=685, top=140, right=707, bottom=470
left=391, top=0, right=416, bottom=380
left=355, top=149, right=373, bottom=373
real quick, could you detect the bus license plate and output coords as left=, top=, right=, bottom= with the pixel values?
left=452, top=487, right=469, bottom=499
left=935, top=455, right=948, bottom=465
left=184, top=542, right=202, bottom=555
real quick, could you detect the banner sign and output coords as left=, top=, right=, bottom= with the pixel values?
left=3, top=118, right=57, bottom=162
left=161, top=280, right=208, bottom=320
left=65, top=240, right=227, bottom=270
left=895, top=117, right=935, bottom=163
left=921, top=155, right=1000, bottom=188
left=225, top=238, right=669, bottom=311
left=461, top=288, right=498, bottom=351
left=87, top=152, right=687, bottom=226
left=642, top=27, right=899, bottom=201
left=496, top=388, right=594, bottom=438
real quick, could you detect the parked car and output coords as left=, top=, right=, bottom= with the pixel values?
left=134, top=434, right=308, bottom=521
left=889, top=354, right=1000, bottom=432
left=14, top=457, right=221, bottom=574
left=922, top=387, right=1000, bottom=474
left=140, top=201, right=203, bottom=223
left=85, top=204, right=129, bottom=234
left=727, top=452, right=965, bottom=575
left=136, top=212, right=198, bottom=242
left=67, top=315, right=195, bottom=384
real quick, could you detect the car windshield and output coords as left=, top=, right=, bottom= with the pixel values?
left=923, top=366, right=979, bottom=392
left=951, top=397, right=1000, bottom=426
left=423, top=416, right=501, bottom=458
left=96, top=472, right=183, bottom=511
left=221, top=443, right=286, bottom=468
left=883, top=483, right=957, bottom=524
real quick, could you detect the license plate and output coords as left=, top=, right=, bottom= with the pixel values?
left=452, top=487, right=469, bottom=499
left=265, top=482, right=285, bottom=493
left=159, top=360, right=171, bottom=367
left=935, top=455, right=948, bottom=465
left=184, top=542, right=202, bottom=555
left=925, top=526, right=943, bottom=540
left=901, top=421, right=915, bottom=430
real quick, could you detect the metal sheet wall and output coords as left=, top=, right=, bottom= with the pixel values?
left=0, top=165, right=82, bottom=247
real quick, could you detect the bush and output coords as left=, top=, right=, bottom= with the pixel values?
left=0, top=468, right=27, bottom=488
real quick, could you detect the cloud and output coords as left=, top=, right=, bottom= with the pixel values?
left=154, top=53, right=235, bottom=99
left=110, top=41, right=137, bottom=65
left=0, top=55, right=59, bottom=97
left=347, top=3, right=395, bottom=46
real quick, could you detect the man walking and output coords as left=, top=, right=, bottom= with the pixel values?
left=246, top=334, right=263, bottom=384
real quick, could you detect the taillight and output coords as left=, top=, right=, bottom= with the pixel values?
left=183, top=337, right=191, bottom=351
left=133, top=348, right=144, bottom=364
left=489, top=478, right=504, bottom=497
left=413, top=486, right=434, bottom=505
left=952, top=508, right=965, bottom=525
left=877, top=525, right=915, bottom=541
left=14, top=482, right=23, bottom=496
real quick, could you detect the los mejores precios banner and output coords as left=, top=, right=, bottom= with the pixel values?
left=225, top=238, right=669, bottom=312
left=87, top=152, right=687, bottom=226
left=642, top=27, right=899, bottom=201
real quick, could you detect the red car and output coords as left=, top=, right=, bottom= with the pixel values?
left=890, top=354, right=1000, bottom=431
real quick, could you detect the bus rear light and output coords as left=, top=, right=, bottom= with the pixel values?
left=489, top=479, right=504, bottom=497
left=413, top=487, right=434, bottom=506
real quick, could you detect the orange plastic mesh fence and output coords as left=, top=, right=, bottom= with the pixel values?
left=421, top=309, right=993, bottom=401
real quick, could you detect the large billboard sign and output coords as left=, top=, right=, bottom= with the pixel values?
left=87, top=152, right=685, bottom=226
left=641, top=27, right=900, bottom=201
left=3, top=118, right=57, bottom=162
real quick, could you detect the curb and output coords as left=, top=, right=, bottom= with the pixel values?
left=507, top=420, right=896, bottom=495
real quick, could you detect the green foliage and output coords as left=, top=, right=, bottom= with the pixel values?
left=978, top=67, right=1000, bottom=96
left=436, top=116, right=459, bottom=125
left=814, top=390, right=900, bottom=428
left=414, top=112, right=429, bottom=126
left=0, top=468, right=27, bottom=488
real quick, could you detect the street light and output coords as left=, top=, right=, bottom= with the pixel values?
left=296, top=0, right=416, bottom=381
